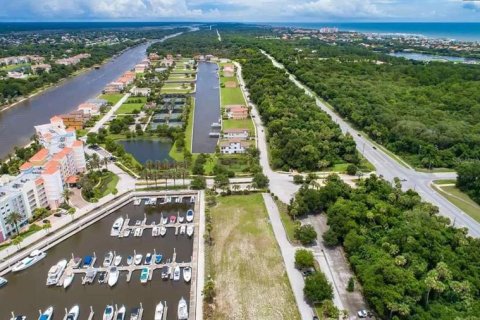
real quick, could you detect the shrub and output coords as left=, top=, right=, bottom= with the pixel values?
left=294, top=224, right=317, bottom=245
left=347, top=277, right=355, bottom=292
left=304, top=271, right=334, bottom=304
left=346, top=164, right=358, bottom=176
left=293, top=175, right=304, bottom=184
left=295, top=249, right=315, bottom=269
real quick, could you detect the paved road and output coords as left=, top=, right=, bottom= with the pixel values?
left=262, top=193, right=314, bottom=320
left=261, top=50, right=480, bottom=238
left=89, top=93, right=130, bottom=133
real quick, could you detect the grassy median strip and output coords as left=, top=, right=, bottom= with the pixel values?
left=206, top=194, right=300, bottom=320
left=432, top=183, right=480, bottom=223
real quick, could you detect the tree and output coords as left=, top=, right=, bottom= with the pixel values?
left=214, top=174, right=229, bottom=191
left=12, top=236, right=23, bottom=249
left=203, top=278, right=216, bottom=303
left=6, top=212, right=22, bottom=235
left=43, top=222, right=52, bottom=234
left=347, top=277, right=355, bottom=292
left=191, top=176, right=206, bottom=190
left=295, top=249, right=315, bottom=269
left=252, top=172, right=269, bottom=189
left=67, top=207, right=76, bottom=221
left=294, top=224, right=317, bottom=245
left=346, top=164, right=358, bottom=176
left=304, top=271, right=334, bottom=304
left=293, top=175, right=304, bottom=184
left=62, top=188, right=73, bottom=206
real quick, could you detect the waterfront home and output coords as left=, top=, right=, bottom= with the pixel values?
left=104, top=82, right=124, bottom=93
left=149, top=53, right=160, bottom=61
left=223, top=64, right=235, bottom=74
left=55, top=53, right=90, bottom=66
left=131, top=87, right=151, bottom=97
left=134, top=63, right=148, bottom=73
left=7, top=71, right=27, bottom=79
left=77, top=102, right=101, bottom=115
left=31, top=63, right=51, bottom=74
left=223, top=128, right=249, bottom=140
left=225, top=105, right=249, bottom=120
left=219, top=139, right=250, bottom=154
left=60, top=110, right=91, bottom=129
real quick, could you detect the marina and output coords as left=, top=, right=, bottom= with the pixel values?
left=0, top=193, right=199, bottom=320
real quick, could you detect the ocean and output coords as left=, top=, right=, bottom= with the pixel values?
left=265, top=22, right=480, bottom=42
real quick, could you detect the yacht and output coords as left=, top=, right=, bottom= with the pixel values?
left=114, top=255, right=122, bottom=266
left=66, top=305, right=79, bottom=320
left=183, top=266, right=192, bottom=282
left=110, top=217, right=124, bottom=236
left=179, top=225, right=186, bottom=235
left=0, top=276, right=8, bottom=288
left=116, top=305, right=126, bottom=320
left=186, top=209, right=194, bottom=222
left=173, top=266, right=180, bottom=281
left=103, top=305, right=114, bottom=320
left=38, top=306, right=54, bottom=320
left=178, top=297, right=188, bottom=320
left=134, top=254, right=143, bottom=265
left=140, top=267, right=150, bottom=283
left=108, top=267, right=119, bottom=287
left=46, top=259, right=67, bottom=286
left=144, top=253, right=152, bottom=265
left=186, top=225, right=194, bottom=237
left=160, top=226, right=167, bottom=237
left=154, top=302, right=164, bottom=320
left=103, top=251, right=114, bottom=267
left=12, top=250, right=47, bottom=272
left=63, top=271, right=75, bottom=288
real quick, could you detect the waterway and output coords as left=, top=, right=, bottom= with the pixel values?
left=389, top=52, right=479, bottom=64
left=118, top=139, right=173, bottom=164
left=192, top=62, right=221, bottom=153
left=0, top=201, right=193, bottom=320
left=0, top=32, right=182, bottom=159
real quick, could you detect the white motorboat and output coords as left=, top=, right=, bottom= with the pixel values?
left=178, top=297, right=188, bottom=320
left=103, top=305, right=114, bottom=320
left=169, top=266, right=174, bottom=280
left=134, top=228, right=142, bottom=237
left=12, top=249, right=47, bottom=272
left=38, top=306, right=54, bottom=320
left=144, top=253, right=152, bottom=265
left=173, top=266, right=180, bottom=281
left=0, top=276, right=8, bottom=288
left=179, top=225, right=186, bottom=235
left=103, top=251, right=114, bottom=267
left=178, top=214, right=185, bottom=223
left=186, top=225, right=194, bottom=237
left=66, top=305, right=79, bottom=320
left=183, top=266, right=192, bottom=282
left=63, top=271, right=75, bottom=288
left=127, top=255, right=133, bottom=266
left=123, top=229, right=131, bottom=237
left=160, top=226, right=167, bottom=237
left=110, top=217, right=124, bottom=237
left=133, top=198, right=141, bottom=205
left=83, top=268, right=97, bottom=284
left=154, top=302, right=164, bottom=320
left=140, top=267, right=149, bottom=284
left=152, top=226, right=160, bottom=237
left=161, top=215, right=168, bottom=225
left=134, top=254, right=143, bottom=265
left=108, top=267, right=119, bottom=287
left=186, top=209, right=194, bottom=222
left=116, top=305, right=126, bottom=320
left=114, top=255, right=122, bottom=266
left=46, top=259, right=67, bottom=286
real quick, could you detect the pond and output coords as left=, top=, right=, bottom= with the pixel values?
left=118, top=139, right=173, bottom=164
left=389, top=52, right=479, bottom=64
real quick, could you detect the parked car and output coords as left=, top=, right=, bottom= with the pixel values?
left=89, top=144, right=100, bottom=150
left=301, top=267, right=315, bottom=277
left=372, top=146, right=377, bottom=150
left=357, top=310, right=369, bottom=318
left=53, top=212, right=62, bottom=218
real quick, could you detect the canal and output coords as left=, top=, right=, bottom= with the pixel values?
left=0, top=32, right=182, bottom=159
left=0, top=200, right=193, bottom=320
left=191, top=62, right=221, bottom=153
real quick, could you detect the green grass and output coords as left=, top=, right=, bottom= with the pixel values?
left=76, top=129, right=88, bottom=137
left=96, top=172, right=119, bottom=197
left=100, top=93, right=123, bottom=105
left=204, top=155, right=217, bottom=175
left=0, top=63, right=30, bottom=71
left=416, top=167, right=456, bottom=173
left=433, top=184, right=480, bottom=223
left=221, top=86, right=245, bottom=107
left=207, top=194, right=300, bottom=320
left=223, top=119, right=255, bottom=132
left=434, top=179, right=456, bottom=185
left=275, top=199, right=300, bottom=243
left=160, top=83, right=194, bottom=94
left=186, top=98, right=194, bottom=153
left=115, top=102, right=144, bottom=114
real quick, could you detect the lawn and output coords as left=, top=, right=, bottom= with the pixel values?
left=222, top=119, right=255, bottom=132
left=275, top=199, right=300, bottom=243
left=221, top=86, right=245, bottom=107
left=115, top=102, right=144, bottom=114
left=161, top=83, right=194, bottom=94
left=0, top=63, right=30, bottom=71
left=206, top=194, right=300, bottom=320
left=95, top=172, right=119, bottom=197
left=100, top=93, right=124, bottom=105
left=433, top=184, right=480, bottom=223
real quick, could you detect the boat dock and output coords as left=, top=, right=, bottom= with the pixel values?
left=118, top=212, right=194, bottom=238
left=87, top=307, right=94, bottom=320
left=58, top=249, right=191, bottom=286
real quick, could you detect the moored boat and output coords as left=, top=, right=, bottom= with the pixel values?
left=103, top=305, right=114, bottom=320
left=183, top=266, right=192, bottom=282
left=114, top=255, right=122, bottom=266
left=10, top=313, right=26, bottom=320
left=108, top=266, right=119, bottom=287
left=134, top=228, right=142, bottom=237
left=84, top=268, right=97, bottom=284
left=186, top=209, right=194, bottom=222
left=160, top=226, right=167, bottom=237
left=103, top=251, right=114, bottom=267
left=161, top=215, right=168, bottom=225
left=154, top=254, right=163, bottom=264
left=154, top=302, right=164, bottom=320
left=12, top=249, right=47, bottom=272
left=110, top=217, right=124, bottom=237
left=0, top=276, right=8, bottom=288
left=72, top=257, right=82, bottom=269
left=173, top=266, right=180, bottom=281
left=186, top=225, right=194, bottom=237
left=140, top=267, right=149, bottom=284
left=123, top=229, right=131, bottom=237
left=179, top=225, right=186, bottom=235
left=66, top=305, right=80, bottom=320
left=127, top=255, right=133, bottom=265
left=98, top=271, right=107, bottom=284
left=161, top=265, right=169, bottom=279
left=134, top=254, right=143, bottom=265
left=63, top=271, right=75, bottom=288
left=178, top=214, right=185, bottom=223
left=178, top=297, right=188, bottom=320
left=129, top=307, right=140, bottom=320
left=83, top=255, right=93, bottom=267
left=152, top=226, right=160, bottom=237
left=46, top=259, right=67, bottom=286
left=169, top=215, right=176, bottom=224
left=144, top=253, right=152, bottom=265
left=38, top=306, right=54, bottom=320
left=116, top=305, right=126, bottom=320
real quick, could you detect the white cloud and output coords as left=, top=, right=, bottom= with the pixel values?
left=286, top=0, right=384, bottom=19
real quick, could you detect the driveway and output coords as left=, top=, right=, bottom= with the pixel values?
left=69, top=188, right=89, bottom=209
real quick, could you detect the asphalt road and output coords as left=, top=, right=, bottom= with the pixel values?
left=261, top=50, right=480, bottom=238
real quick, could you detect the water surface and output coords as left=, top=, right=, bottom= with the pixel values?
left=118, top=139, right=173, bottom=164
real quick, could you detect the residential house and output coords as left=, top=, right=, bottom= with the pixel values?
left=131, top=87, right=151, bottom=97
left=225, top=105, right=249, bottom=120
left=219, top=139, right=250, bottom=154
left=223, top=128, right=249, bottom=140
left=59, top=110, right=91, bottom=130
left=31, top=64, right=52, bottom=74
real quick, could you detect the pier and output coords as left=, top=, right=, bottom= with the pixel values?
left=118, top=212, right=195, bottom=238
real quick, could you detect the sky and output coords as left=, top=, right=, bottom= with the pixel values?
left=0, top=0, right=479, bottom=22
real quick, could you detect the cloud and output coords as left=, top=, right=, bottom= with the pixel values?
left=463, top=1, right=480, bottom=12
left=286, top=0, right=384, bottom=19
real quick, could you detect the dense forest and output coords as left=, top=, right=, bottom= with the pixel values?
left=290, top=175, right=480, bottom=319
left=258, top=40, right=480, bottom=169
left=456, top=160, right=480, bottom=205
left=153, top=28, right=359, bottom=171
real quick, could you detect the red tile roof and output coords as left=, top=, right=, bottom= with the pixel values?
left=19, top=162, right=33, bottom=171
left=30, top=148, right=49, bottom=162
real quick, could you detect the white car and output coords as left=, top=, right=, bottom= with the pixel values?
left=357, top=310, right=368, bottom=318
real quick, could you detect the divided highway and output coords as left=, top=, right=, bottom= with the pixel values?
left=261, top=50, right=480, bottom=238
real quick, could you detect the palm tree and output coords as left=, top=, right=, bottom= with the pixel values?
left=12, top=236, right=22, bottom=249
left=62, top=188, right=73, bottom=206
left=103, top=157, right=109, bottom=170
left=232, top=184, right=240, bottom=192
left=6, top=212, right=22, bottom=236
left=43, top=222, right=52, bottom=234
left=142, top=168, right=149, bottom=188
